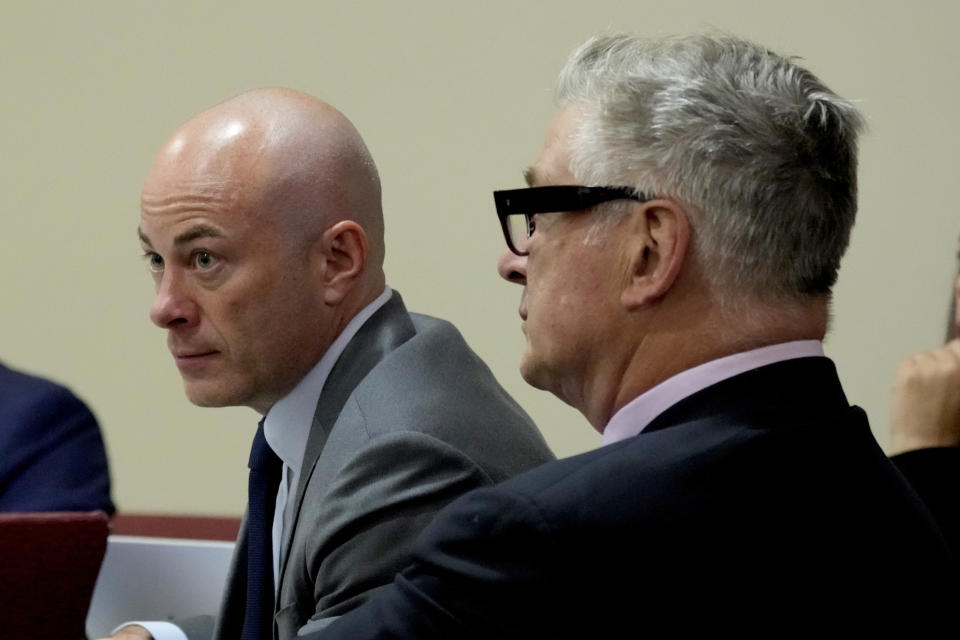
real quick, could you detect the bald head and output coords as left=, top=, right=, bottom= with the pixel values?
left=140, top=89, right=387, bottom=412
left=142, top=87, right=385, bottom=271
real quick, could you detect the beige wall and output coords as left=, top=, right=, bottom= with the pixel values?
left=1, top=1, right=957, bottom=515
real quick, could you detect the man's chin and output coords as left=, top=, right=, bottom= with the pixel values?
left=518, top=354, right=550, bottom=393
left=182, top=382, right=241, bottom=408
left=519, top=353, right=577, bottom=410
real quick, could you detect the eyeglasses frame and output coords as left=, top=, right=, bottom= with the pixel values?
left=493, top=185, right=653, bottom=256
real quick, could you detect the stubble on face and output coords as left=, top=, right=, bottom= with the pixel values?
left=141, top=118, right=332, bottom=414
left=143, top=88, right=386, bottom=415
left=146, top=204, right=330, bottom=413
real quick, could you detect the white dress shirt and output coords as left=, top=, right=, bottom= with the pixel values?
left=127, top=287, right=392, bottom=640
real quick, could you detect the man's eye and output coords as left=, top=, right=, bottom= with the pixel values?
left=145, top=252, right=164, bottom=273
left=526, top=214, right=537, bottom=237
left=193, top=250, right=219, bottom=270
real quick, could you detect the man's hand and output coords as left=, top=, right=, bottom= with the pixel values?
left=97, top=625, right=154, bottom=640
left=890, top=339, right=960, bottom=455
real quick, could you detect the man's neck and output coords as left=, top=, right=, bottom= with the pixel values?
left=581, top=295, right=828, bottom=431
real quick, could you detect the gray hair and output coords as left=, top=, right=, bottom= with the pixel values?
left=556, top=33, right=866, bottom=303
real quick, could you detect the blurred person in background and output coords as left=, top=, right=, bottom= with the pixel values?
left=890, top=233, right=960, bottom=554
left=0, top=362, right=113, bottom=514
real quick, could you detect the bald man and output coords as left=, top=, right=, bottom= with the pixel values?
left=110, top=88, right=552, bottom=640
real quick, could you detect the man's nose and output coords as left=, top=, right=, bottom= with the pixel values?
left=149, top=272, right=197, bottom=328
left=497, top=248, right=527, bottom=285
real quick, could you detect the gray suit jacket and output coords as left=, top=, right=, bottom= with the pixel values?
left=182, top=292, right=553, bottom=640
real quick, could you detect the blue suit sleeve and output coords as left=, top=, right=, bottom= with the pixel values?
left=0, top=374, right=114, bottom=514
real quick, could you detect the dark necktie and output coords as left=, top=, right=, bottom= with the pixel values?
left=241, top=420, right=283, bottom=640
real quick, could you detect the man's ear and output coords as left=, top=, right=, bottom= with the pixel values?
left=621, top=200, right=691, bottom=310
left=317, top=220, right=368, bottom=305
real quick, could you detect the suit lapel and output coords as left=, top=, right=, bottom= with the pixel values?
left=277, top=291, right=416, bottom=584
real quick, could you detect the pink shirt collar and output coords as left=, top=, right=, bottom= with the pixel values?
left=600, top=340, right=825, bottom=446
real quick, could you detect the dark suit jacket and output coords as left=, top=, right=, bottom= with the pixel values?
left=314, top=357, right=958, bottom=638
left=893, top=446, right=960, bottom=561
left=0, top=363, right=114, bottom=514
left=182, top=293, right=553, bottom=640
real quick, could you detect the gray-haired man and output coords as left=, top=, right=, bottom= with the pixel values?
left=312, top=33, right=957, bottom=637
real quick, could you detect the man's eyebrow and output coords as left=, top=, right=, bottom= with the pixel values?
left=173, top=225, right=223, bottom=246
left=137, top=224, right=224, bottom=249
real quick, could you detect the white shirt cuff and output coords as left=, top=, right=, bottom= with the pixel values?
left=114, top=621, right=188, bottom=640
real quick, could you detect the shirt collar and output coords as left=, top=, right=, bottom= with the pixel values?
left=600, top=339, right=825, bottom=446
left=263, top=286, right=393, bottom=471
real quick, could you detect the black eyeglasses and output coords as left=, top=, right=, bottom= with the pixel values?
left=493, top=185, right=653, bottom=256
